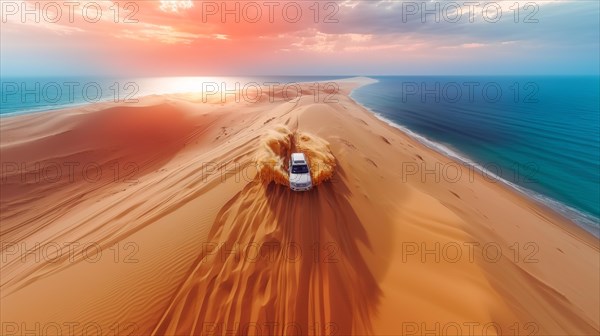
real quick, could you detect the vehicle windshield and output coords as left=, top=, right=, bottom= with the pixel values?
left=291, top=165, right=309, bottom=174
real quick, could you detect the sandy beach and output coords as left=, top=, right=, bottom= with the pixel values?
left=1, top=77, right=598, bottom=335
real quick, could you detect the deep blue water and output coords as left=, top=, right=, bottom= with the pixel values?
left=351, top=76, right=600, bottom=236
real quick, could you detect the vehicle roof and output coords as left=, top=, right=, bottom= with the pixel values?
left=291, top=152, right=307, bottom=162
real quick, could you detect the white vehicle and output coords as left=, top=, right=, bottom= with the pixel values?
left=289, top=153, right=313, bottom=191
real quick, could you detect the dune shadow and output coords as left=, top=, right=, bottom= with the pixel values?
left=152, top=166, right=381, bottom=336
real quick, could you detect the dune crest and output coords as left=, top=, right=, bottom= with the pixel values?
left=257, top=125, right=336, bottom=187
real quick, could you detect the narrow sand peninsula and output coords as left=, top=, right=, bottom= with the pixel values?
left=1, top=78, right=598, bottom=335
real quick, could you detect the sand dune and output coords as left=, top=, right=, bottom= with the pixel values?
left=1, top=78, right=598, bottom=335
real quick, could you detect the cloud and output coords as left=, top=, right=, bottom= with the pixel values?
left=159, top=0, right=193, bottom=13
left=2, top=0, right=598, bottom=75
left=315, top=0, right=599, bottom=47
left=115, top=24, right=203, bottom=44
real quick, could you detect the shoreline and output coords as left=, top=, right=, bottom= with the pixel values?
left=345, top=79, right=599, bottom=246
left=348, top=83, right=600, bottom=238
left=343, top=78, right=599, bottom=247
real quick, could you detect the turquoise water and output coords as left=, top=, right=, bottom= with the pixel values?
left=2, top=76, right=599, bottom=236
left=0, top=77, right=144, bottom=115
left=351, top=76, right=600, bottom=236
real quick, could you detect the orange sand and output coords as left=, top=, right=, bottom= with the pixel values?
left=1, top=78, right=598, bottom=335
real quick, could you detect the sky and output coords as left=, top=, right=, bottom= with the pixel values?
left=1, top=0, right=599, bottom=76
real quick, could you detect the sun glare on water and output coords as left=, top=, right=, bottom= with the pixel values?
left=140, top=76, right=250, bottom=96
left=162, top=77, right=223, bottom=93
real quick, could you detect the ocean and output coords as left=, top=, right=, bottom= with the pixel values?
left=1, top=75, right=598, bottom=236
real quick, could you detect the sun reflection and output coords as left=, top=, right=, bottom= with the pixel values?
left=138, top=76, right=254, bottom=98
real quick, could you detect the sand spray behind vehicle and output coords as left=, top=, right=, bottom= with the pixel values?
left=256, top=125, right=336, bottom=186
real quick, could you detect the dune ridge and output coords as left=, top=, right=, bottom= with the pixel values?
left=0, top=77, right=598, bottom=335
